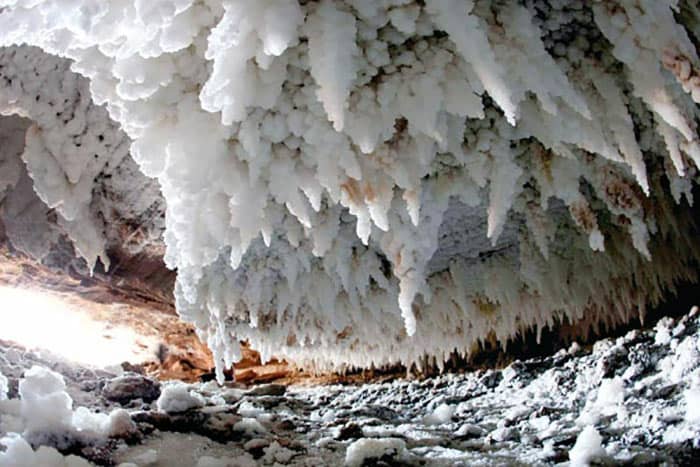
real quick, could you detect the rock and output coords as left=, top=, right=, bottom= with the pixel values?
left=131, top=410, right=172, bottom=427
left=252, top=395, right=288, bottom=410
left=247, top=383, right=286, bottom=397
left=340, top=405, right=401, bottom=421
left=103, top=375, right=161, bottom=404
left=244, top=438, right=270, bottom=459
left=647, top=383, right=680, bottom=400
left=345, top=438, right=410, bottom=467
left=236, top=367, right=292, bottom=384
left=455, top=423, right=486, bottom=439
left=478, top=370, right=502, bottom=389
left=597, top=345, right=629, bottom=378
left=5, top=377, right=18, bottom=399
left=156, top=381, right=204, bottom=413
left=335, top=423, right=364, bottom=441
left=79, top=379, right=105, bottom=393
left=488, top=426, right=520, bottom=443
left=120, top=362, right=146, bottom=375
left=275, top=419, right=296, bottom=431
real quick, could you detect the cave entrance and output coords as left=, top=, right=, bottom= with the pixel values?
left=0, top=284, right=161, bottom=369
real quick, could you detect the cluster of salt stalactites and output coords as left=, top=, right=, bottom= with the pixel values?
left=0, top=46, right=165, bottom=268
left=0, top=0, right=699, bottom=381
left=0, top=47, right=129, bottom=270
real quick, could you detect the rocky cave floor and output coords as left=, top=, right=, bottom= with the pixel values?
left=2, top=308, right=700, bottom=467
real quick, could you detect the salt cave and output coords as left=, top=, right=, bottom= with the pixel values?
left=1, top=0, right=700, bottom=464
left=2, top=0, right=700, bottom=377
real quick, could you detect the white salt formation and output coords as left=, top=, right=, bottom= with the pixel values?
left=0, top=49, right=164, bottom=270
left=1, top=1, right=700, bottom=379
left=0, top=370, right=7, bottom=401
left=0, top=366, right=136, bottom=466
left=156, top=381, right=205, bottom=414
left=345, top=438, right=409, bottom=467
left=569, top=425, right=606, bottom=467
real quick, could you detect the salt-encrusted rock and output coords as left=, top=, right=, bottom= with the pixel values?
left=488, top=426, right=520, bottom=443
left=246, top=384, right=287, bottom=397
left=455, top=423, right=485, bottom=439
left=102, top=375, right=161, bottom=405
left=156, top=382, right=205, bottom=414
left=344, top=437, right=410, bottom=467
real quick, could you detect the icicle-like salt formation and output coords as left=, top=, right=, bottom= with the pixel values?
left=1, top=1, right=699, bottom=380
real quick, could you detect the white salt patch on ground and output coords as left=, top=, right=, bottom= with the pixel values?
left=72, top=407, right=135, bottom=438
left=423, top=403, right=455, bottom=425
left=0, top=370, right=7, bottom=400
left=597, top=377, right=625, bottom=407
left=18, top=365, right=73, bottom=433
left=237, top=400, right=265, bottom=418
left=410, top=445, right=472, bottom=463
left=233, top=418, right=267, bottom=436
left=655, top=317, right=675, bottom=345
left=345, top=438, right=408, bottom=467
left=262, top=441, right=297, bottom=464
left=578, top=376, right=626, bottom=425
left=156, top=382, right=205, bottom=413
left=685, top=374, right=700, bottom=425
left=569, top=425, right=606, bottom=467
left=0, top=434, right=91, bottom=467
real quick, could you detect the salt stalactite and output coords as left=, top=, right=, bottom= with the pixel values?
left=0, top=1, right=699, bottom=380
left=0, top=47, right=131, bottom=271
left=0, top=49, right=165, bottom=269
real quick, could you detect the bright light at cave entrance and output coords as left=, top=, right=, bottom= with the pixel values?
left=0, top=285, right=158, bottom=368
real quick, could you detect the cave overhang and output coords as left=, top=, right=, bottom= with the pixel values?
left=0, top=1, right=699, bottom=381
